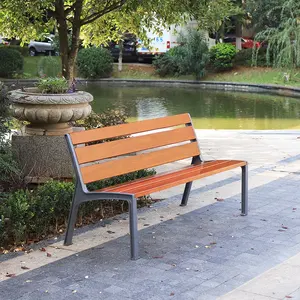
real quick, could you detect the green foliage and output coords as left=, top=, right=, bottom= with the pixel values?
left=0, top=167, right=156, bottom=248
left=0, top=82, right=10, bottom=141
left=246, top=0, right=284, bottom=32
left=37, top=56, right=61, bottom=77
left=36, top=77, right=69, bottom=94
left=234, top=47, right=272, bottom=67
left=153, top=29, right=209, bottom=79
left=0, top=82, right=23, bottom=192
left=75, top=109, right=127, bottom=129
left=255, top=0, right=300, bottom=74
left=209, top=43, right=236, bottom=71
left=153, top=54, right=178, bottom=77
left=0, top=47, right=24, bottom=78
left=0, top=45, right=28, bottom=56
left=76, top=47, right=113, bottom=79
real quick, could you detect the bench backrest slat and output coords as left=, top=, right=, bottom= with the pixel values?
left=81, top=142, right=200, bottom=184
left=75, top=126, right=196, bottom=164
left=70, top=113, right=191, bottom=145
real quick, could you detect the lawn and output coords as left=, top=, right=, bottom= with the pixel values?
left=19, top=56, right=300, bottom=88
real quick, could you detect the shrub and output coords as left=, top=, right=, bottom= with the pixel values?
left=76, top=47, right=113, bottom=78
left=153, top=54, right=178, bottom=77
left=153, top=29, right=209, bottom=79
left=0, top=45, right=29, bottom=57
left=0, top=48, right=24, bottom=78
left=0, top=168, right=156, bottom=248
left=234, top=48, right=253, bottom=66
left=234, top=47, right=271, bottom=67
left=36, top=77, right=69, bottom=94
left=209, top=43, right=236, bottom=71
left=0, top=82, right=23, bottom=192
left=76, top=109, right=127, bottom=129
left=37, top=56, right=61, bottom=77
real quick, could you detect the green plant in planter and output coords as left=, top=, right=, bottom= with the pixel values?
left=36, top=77, right=69, bottom=94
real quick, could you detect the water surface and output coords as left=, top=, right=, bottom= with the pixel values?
left=82, top=84, right=300, bottom=130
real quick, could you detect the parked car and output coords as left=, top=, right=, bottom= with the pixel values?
left=28, top=36, right=56, bottom=56
left=223, top=37, right=261, bottom=49
left=0, top=37, right=10, bottom=45
left=106, top=36, right=137, bottom=62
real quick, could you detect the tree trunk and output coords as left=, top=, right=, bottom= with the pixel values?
left=118, top=40, right=123, bottom=72
left=55, top=0, right=83, bottom=83
left=235, top=20, right=242, bottom=51
left=55, top=0, right=71, bottom=79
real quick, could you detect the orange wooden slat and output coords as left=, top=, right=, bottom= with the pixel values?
left=75, top=126, right=197, bottom=164
left=81, top=142, right=200, bottom=184
left=70, top=113, right=192, bottom=145
left=100, top=160, right=228, bottom=192
left=98, top=160, right=246, bottom=197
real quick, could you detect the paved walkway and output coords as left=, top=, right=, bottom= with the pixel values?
left=1, top=130, right=300, bottom=300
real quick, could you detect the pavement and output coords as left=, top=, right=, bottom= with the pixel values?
left=1, top=130, right=300, bottom=300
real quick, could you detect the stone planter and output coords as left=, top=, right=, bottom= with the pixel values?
left=8, top=87, right=93, bottom=135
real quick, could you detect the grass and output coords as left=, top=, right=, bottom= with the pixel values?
left=9, top=56, right=300, bottom=88
left=204, top=67, right=300, bottom=87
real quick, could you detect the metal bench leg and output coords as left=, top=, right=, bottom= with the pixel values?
left=241, top=165, right=248, bottom=216
left=64, top=193, right=80, bottom=246
left=180, top=181, right=193, bottom=206
left=128, top=197, right=139, bottom=260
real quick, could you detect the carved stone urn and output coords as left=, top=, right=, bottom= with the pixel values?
left=8, top=87, right=93, bottom=135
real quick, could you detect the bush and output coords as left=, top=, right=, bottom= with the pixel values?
left=0, top=167, right=156, bottom=248
left=234, top=48, right=253, bottom=66
left=209, top=43, right=236, bottom=71
left=76, top=47, right=113, bottom=78
left=153, top=54, right=179, bottom=77
left=153, top=29, right=209, bottom=79
left=76, top=109, right=127, bottom=129
left=0, top=82, right=23, bottom=192
left=37, top=56, right=61, bottom=77
left=0, top=45, right=29, bottom=57
left=0, top=48, right=24, bottom=78
left=234, top=47, right=271, bottom=67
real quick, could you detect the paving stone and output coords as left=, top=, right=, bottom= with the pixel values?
left=2, top=130, right=300, bottom=299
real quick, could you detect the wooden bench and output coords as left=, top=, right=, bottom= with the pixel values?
left=64, top=113, right=248, bottom=260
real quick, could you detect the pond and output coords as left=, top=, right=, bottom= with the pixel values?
left=82, top=84, right=300, bottom=130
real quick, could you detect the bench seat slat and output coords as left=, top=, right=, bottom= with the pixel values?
left=97, top=160, right=246, bottom=197
left=70, top=113, right=192, bottom=145
left=75, top=126, right=196, bottom=164
left=81, top=142, right=200, bottom=184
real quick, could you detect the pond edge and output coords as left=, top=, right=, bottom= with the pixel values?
left=3, top=78, right=300, bottom=98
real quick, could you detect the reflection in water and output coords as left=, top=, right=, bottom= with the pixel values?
left=82, top=84, right=300, bottom=130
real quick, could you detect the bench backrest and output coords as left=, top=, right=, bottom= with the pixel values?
left=67, top=113, right=201, bottom=184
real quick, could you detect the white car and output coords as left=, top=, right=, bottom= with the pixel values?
left=28, top=36, right=55, bottom=56
left=0, top=36, right=9, bottom=45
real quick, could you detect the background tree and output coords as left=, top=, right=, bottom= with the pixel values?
left=187, top=0, right=243, bottom=44
left=0, top=0, right=133, bottom=81
left=255, top=0, right=300, bottom=78
left=246, top=0, right=285, bottom=31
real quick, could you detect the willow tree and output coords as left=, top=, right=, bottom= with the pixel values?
left=255, top=0, right=300, bottom=77
left=0, top=0, right=131, bottom=81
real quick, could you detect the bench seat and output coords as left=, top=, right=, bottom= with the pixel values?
left=98, top=160, right=246, bottom=197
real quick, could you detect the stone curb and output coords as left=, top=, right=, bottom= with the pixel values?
left=2, top=78, right=300, bottom=97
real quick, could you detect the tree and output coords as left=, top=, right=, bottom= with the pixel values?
left=0, top=0, right=130, bottom=81
left=246, top=0, right=286, bottom=31
left=255, top=0, right=300, bottom=77
left=187, top=0, right=243, bottom=43
left=80, top=2, right=187, bottom=72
